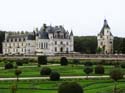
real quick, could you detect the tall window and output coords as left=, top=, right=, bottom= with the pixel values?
left=55, top=41, right=57, bottom=45
left=55, top=47, right=57, bottom=52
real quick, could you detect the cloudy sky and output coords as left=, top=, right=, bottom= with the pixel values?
left=0, top=0, right=124, bottom=37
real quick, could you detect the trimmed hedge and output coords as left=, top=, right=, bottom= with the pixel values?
left=50, top=71, right=60, bottom=81
left=58, top=82, right=83, bottom=93
left=40, top=67, right=52, bottom=75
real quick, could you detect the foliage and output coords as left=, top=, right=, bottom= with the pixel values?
left=15, top=69, right=22, bottom=81
left=58, top=82, right=83, bottom=93
left=60, top=57, right=68, bottom=66
left=110, top=68, right=124, bottom=82
left=40, top=67, right=52, bottom=75
left=84, top=62, right=93, bottom=67
left=72, top=59, right=80, bottom=65
left=38, top=56, right=47, bottom=66
left=16, top=60, right=23, bottom=66
left=4, top=62, right=14, bottom=69
left=95, top=65, right=105, bottom=74
left=84, top=67, right=93, bottom=75
left=50, top=71, right=60, bottom=81
left=15, top=69, right=22, bottom=76
left=121, top=63, right=125, bottom=68
left=74, top=36, right=97, bottom=54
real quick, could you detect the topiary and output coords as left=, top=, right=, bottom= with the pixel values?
left=50, top=71, right=60, bottom=81
left=73, top=59, right=80, bottom=65
left=5, top=62, right=14, bottom=69
left=121, top=63, right=125, bottom=68
left=38, top=56, right=47, bottom=66
left=84, top=62, right=93, bottom=67
left=58, top=82, right=83, bottom=93
left=60, top=57, right=68, bottom=66
left=40, top=67, right=52, bottom=75
left=16, top=60, right=23, bottom=66
left=95, top=65, right=105, bottom=74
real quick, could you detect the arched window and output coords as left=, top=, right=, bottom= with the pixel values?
left=60, top=47, right=63, bottom=52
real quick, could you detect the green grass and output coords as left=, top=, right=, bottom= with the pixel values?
left=0, top=79, right=125, bottom=93
left=0, top=64, right=125, bottom=77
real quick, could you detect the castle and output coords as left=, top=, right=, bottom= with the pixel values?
left=2, top=24, right=74, bottom=55
left=97, top=19, right=114, bottom=54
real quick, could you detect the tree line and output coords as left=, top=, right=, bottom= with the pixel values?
left=0, top=31, right=124, bottom=54
left=74, top=36, right=125, bottom=54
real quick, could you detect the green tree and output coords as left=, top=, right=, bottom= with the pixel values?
left=38, top=56, right=47, bottom=66
left=15, top=69, right=22, bottom=81
left=110, top=69, right=124, bottom=93
left=58, top=82, right=83, bottom=93
left=84, top=67, right=93, bottom=79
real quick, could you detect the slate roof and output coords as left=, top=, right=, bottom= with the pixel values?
left=99, top=19, right=112, bottom=36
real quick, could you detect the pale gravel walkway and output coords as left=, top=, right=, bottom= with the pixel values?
left=0, top=76, right=110, bottom=81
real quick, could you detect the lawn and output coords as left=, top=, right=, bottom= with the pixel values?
left=0, top=64, right=124, bottom=77
left=0, top=79, right=125, bottom=93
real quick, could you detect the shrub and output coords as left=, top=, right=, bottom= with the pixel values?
left=110, top=68, right=124, bottom=82
left=15, top=69, right=22, bottom=81
left=5, top=62, right=14, bottom=69
left=50, top=71, right=60, bottom=81
left=40, top=67, right=52, bottom=75
left=84, top=62, right=93, bottom=67
left=121, top=63, right=125, bottom=68
left=110, top=68, right=124, bottom=93
left=58, top=82, right=83, bottom=93
left=16, top=60, right=23, bottom=66
left=95, top=65, right=104, bottom=74
left=38, top=56, right=47, bottom=66
left=84, top=66, right=93, bottom=79
left=73, top=59, right=80, bottom=65
left=60, top=57, right=68, bottom=66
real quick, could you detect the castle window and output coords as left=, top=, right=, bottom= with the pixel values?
left=15, top=38, right=17, bottom=42
left=67, top=42, right=68, bottom=45
left=60, top=41, right=63, bottom=44
left=19, top=38, right=21, bottom=42
left=55, top=41, right=57, bottom=45
left=55, top=47, right=57, bottom=52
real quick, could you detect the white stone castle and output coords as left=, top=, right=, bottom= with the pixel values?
left=97, top=19, right=114, bottom=54
left=2, top=24, right=74, bottom=55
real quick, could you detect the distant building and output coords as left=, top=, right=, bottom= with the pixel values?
left=97, top=19, right=114, bottom=54
left=2, top=24, right=74, bottom=55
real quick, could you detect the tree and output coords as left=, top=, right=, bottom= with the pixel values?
left=50, top=71, right=60, bottom=81
left=60, top=57, right=68, bottom=66
left=84, top=67, right=93, bottom=79
left=38, top=56, right=47, bottom=66
left=40, top=67, right=52, bottom=75
left=95, top=65, right=104, bottom=74
left=73, top=59, right=80, bottom=66
left=58, top=82, right=83, bottom=93
left=84, top=62, right=93, bottom=67
left=96, top=47, right=103, bottom=54
left=110, top=69, right=124, bottom=93
left=15, top=69, right=22, bottom=81
left=5, top=62, right=14, bottom=69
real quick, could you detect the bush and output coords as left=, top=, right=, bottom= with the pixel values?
left=5, top=62, right=14, bottom=69
left=38, top=56, right=47, bottom=66
left=60, top=57, right=68, bottom=66
left=58, top=82, right=83, bottom=93
left=73, top=59, right=80, bottom=65
left=16, top=60, right=23, bottom=66
left=121, top=63, right=125, bottom=68
left=50, top=71, right=60, bottom=81
left=95, top=65, right=104, bottom=74
left=110, top=68, right=124, bottom=82
left=84, top=67, right=93, bottom=75
left=84, top=62, right=93, bottom=67
left=40, top=67, right=52, bottom=75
